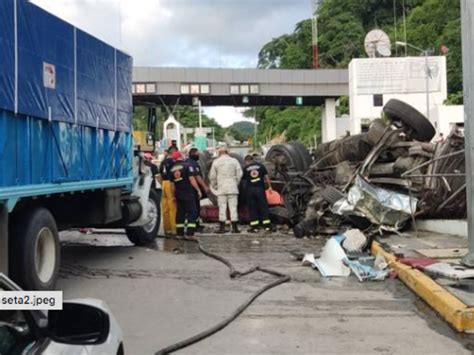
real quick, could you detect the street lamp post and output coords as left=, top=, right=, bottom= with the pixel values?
left=253, top=107, right=257, bottom=151
left=461, top=0, right=474, bottom=267
left=395, top=41, right=431, bottom=121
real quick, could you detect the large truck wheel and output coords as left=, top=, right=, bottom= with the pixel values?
left=9, top=207, right=60, bottom=290
left=126, top=189, right=161, bottom=246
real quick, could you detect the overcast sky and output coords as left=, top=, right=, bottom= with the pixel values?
left=31, top=0, right=311, bottom=126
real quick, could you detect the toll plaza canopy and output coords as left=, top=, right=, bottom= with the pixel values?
left=132, top=67, right=348, bottom=107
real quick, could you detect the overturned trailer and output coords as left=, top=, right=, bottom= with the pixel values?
left=266, top=99, right=466, bottom=238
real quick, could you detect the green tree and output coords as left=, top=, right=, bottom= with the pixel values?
left=402, top=0, right=461, bottom=94
left=258, top=20, right=313, bottom=69
left=253, top=0, right=463, bottom=146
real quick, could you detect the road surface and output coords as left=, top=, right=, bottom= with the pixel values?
left=58, top=230, right=474, bottom=354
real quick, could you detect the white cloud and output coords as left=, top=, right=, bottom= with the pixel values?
left=31, top=0, right=309, bottom=125
left=31, top=0, right=309, bottom=67
left=204, top=107, right=253, bottom=127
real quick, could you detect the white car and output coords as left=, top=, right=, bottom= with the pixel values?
left=0, top=274, right=124, bottom=354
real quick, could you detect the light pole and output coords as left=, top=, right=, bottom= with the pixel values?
left=253, top=107, right=257, bottom=151
left=461, top=0, right=474, bottom=267
left=395, top=41, right=431, bottom=121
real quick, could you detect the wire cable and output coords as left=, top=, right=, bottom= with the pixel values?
left=155, top=237, right=291, bottom=355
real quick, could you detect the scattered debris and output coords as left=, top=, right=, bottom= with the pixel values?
left=343, top=258, right=389, bottom=282
left=341, top=229, right=367, bottom=253
left=332, top=176, right=417, bottom=227
left=263, top=100, right=466, bottom=238
left=424, top=263, right=474, bottom=280
left=399, top=257, right=437, bottom=271
left=374, top=252, right=388, bottom=271
left=302, top=237, right=350, bottom=277
left=415, top=248, right=468, bottom=259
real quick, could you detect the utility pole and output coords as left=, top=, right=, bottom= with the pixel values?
left=395, top=42, right=431, bottom=121
left=461, top=0, right=474, bottom=266
left=253, top=107, right=257, bottom=151
left=311, top=0, right=321, bottom=68
left=198, top=99, right=202, bottom=129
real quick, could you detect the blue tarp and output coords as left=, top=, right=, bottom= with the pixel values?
left=0, top=0, right=15, bottom=112
left=0, top=0, right=132, bottom=132
left=76, top=29, right=116, bottom=129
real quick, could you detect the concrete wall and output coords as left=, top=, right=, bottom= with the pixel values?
left=430, top=105, right=464, bottom=137
left=349, top=57, right=448, bottom=134
left=336, top=115, right=351, bottom=139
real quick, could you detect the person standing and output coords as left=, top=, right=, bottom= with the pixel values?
left=187, top=148, right=210, bottom=232
left=242, top=155, right=273, bottom=233
left=143, top=153, right=160, bottom=189
left=170, top=151, right=202, bottom=239
left=158, top=146, right=178, bottom=236
left=209, top=146, right=243, bottom=234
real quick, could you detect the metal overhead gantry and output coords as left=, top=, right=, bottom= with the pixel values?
left=132, top=67, right=348, bottom=142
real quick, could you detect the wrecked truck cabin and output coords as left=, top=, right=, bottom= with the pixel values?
left=264, top=99, right=466, bottom=238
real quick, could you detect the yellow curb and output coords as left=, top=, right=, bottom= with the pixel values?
left=372, top=241, right=474, bottom=332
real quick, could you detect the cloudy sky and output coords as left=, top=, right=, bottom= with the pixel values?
left=31, top=0, right=311, bottom=126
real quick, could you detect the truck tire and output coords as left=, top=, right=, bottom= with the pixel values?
left=291, top=141, right=312, bottom=170
left=383, top=99, right=435, bottom=142
left=126, top=189, right=160, bottom=246
left=266, top=144, right=304, bottom=172
left=9, top=207, right=60, bottom=290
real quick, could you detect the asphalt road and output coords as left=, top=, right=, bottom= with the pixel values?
left=58, top=230, right=474, bottom=355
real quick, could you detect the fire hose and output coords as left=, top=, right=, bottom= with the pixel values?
left=155, top=237, right=291, bottom=355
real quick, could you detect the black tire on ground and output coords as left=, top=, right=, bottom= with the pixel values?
left=9, top=207, right=60, bottom=290
left=126, top=189, right=161, bottom=246
left=291, top=141, right=312, bottom=170
left=383, top=99, right=436, bottom=142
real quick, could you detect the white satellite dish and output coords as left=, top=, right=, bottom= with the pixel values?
left=364, top=29, right=392, bottom=58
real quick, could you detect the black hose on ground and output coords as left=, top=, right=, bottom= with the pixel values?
left=155, top=237, right=291, bottom=355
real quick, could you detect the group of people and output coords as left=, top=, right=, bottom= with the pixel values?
left=147, top=145, right=273, bottom=239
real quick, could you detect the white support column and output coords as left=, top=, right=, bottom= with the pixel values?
left=321, top=98, right=337, bottom=143
left=349, top=116, right=362, bottom=135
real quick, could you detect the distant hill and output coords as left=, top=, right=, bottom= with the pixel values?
left=229, top=121, right=255, bottom=137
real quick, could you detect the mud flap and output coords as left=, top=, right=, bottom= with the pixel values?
left=127, top=171, right=153, bottom=227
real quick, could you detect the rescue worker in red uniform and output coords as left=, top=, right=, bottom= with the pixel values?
left=242, top=155, right=273, bottom=233
left=186, top=148, right=209, bottom=232
left=170, top=151, right=202, bottom=239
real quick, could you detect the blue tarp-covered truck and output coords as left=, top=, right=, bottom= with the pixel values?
left=0, top=0, right=160, bottom=290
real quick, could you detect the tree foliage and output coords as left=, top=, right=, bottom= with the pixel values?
left=253, top=0, right=462, bottom=145
left=228, top=121, right=255, bottom=142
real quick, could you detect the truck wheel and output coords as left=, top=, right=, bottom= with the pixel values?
left=9, top=208, right=60, bottom=290
left=383, top=99, right=435, bottom=142
left=126, top=189, right=160, bottom=246
left=291, top=141, right=312, bottom=170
